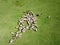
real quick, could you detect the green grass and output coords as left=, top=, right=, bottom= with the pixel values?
left=0, top=0, right=60, bottom=45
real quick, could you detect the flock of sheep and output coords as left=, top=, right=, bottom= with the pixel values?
left=9, top=11, right=38, bottom=43
left=9, top=10, right=51, bottom=43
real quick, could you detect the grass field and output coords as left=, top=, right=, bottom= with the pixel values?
left=0, top=0, right=60, bottom=45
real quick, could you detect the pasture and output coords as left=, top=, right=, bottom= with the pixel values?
left=0, top=0, right=60, bottom=45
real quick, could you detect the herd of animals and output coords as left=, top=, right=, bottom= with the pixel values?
left=9, top=11, right=38, bottom=43
left=9, top=10, right=51, bottom=43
